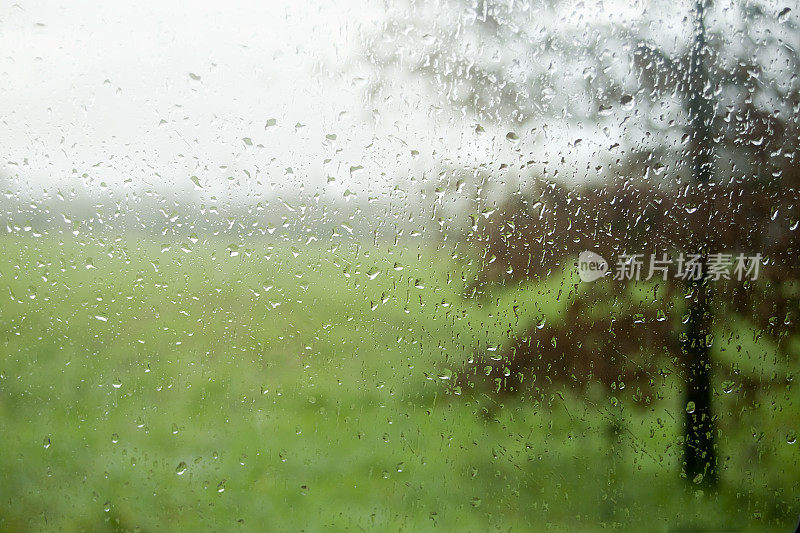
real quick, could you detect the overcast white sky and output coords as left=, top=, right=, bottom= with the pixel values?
left=2, top=0, right=774, bottom=206
left=0, top=0, right=378, bottom=200
left=0, top=0, right=625, bottom=203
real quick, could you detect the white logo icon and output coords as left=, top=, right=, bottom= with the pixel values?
left=578, top=251, right=609, bottom=282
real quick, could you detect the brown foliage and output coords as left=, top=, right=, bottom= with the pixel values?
left=465, top=176, right=800, bottom=396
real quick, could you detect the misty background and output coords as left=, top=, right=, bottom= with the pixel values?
left=8, top=0, right=782, bottom=238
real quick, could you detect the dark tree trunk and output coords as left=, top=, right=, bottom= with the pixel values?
left=683, top=0, right=717, bottom=486
left=683, top=271, right=716, bottom=484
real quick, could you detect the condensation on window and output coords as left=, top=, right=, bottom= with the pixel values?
left=0, top=0, right=797, bottom=530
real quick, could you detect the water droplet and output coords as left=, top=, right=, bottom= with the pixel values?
left=620, top=94, right=634, bottom=110
left=598, top=104, right=613, bottom=116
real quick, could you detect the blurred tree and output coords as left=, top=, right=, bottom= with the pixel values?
left=366, top=0, right=800, bottom=487
left=683, top=0, right=716, bottom=486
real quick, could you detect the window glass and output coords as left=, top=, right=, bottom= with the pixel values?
left=1, top=0, right=797, bottom=529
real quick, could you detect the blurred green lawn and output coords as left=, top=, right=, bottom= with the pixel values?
left=0, top=236, right=795, bottom=531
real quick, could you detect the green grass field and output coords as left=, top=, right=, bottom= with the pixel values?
left=0, top=236, right=796, bottom=531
